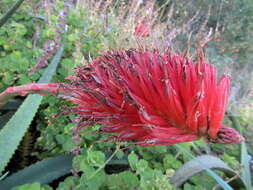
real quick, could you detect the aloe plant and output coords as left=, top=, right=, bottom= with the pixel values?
left=0, top=44, right=65, bottom=174
left=0, top=155, right=73, bottom=190
left=170, top=154, right=246, bottom=189
left=174, top=144, right=236, bottom=190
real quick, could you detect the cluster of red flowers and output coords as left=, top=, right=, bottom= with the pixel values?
left=63, top=50, right=243, bottom=146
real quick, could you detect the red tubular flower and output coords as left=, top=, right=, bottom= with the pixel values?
left=134, top=23, right=150, bottom=37
left=63, top=50, right=244, bottom=146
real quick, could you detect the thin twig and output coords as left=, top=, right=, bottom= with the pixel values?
left=212, top=167, right=242, bottom=190
left=215, top=0, right=224, bottom=39
left=88, top=145, right=120, bottom=179
left=43, top=0, right=52, bottom=25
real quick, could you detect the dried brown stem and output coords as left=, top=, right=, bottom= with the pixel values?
left=212, top=167, right=242, bottom=190
left=44, top=0, right=52, bottom=25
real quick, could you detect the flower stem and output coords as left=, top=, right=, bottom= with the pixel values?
left=0, top=83, right=61, bottom=107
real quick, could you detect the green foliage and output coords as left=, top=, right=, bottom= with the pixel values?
left=0, top=155, right=73, bottom=190
left=13, top=183, right=53, bottom=190
left=128, top=151, right=138, bottom=170
left=106, top=171, right=139, bottom=189
left=0, top=20, right=39, bottom=90
left=70, top=148, right=174, bottom=190
left=0, top=44, right=64, bottom=173
left=13, top=183, right=42, bottom=190
left=0, top=0, right=26, bottom=27
left=163, top=154, right=182, bottom=170
left=128, top=152, right=174, bottom=190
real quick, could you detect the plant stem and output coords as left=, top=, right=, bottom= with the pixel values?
left=88, top=145, right=121, bottom=180
left=0, top=83, right=62, bottom=107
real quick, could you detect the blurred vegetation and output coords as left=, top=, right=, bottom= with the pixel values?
left=0, top=0, right=252, bottom=190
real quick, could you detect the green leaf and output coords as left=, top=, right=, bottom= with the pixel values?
left=0, top=155, right=73, bottom=190
left=87, top=150, right=105, bottom=167
left=0, top=171, right=9, bottom=181
left=105, top=174, right=122, bottom=189
left=115, top=150, right=124, bottom=159
left=57, top=176, right=78, bottom=190
left=0, top=44, right=65, bottom=174
left=221, top=153, right=239, bottom=169
left=12, top=183, right=41, bottom=190
left=174, top=145, right=238, bottom=190
left=163, top=154, right=182, bottom=169
left=118, top=171, right=139, bottom=188
left=170, top=155, right=246, bottom=189
left=0, top=111, right=15, bottom=129
left=79, top=158, right=95, bottom=177
left=128, top=151, right=138, bottom=170
left=18, top=74, right=32, bottom=85
left=3, top=72, right=15, bottom=85
left=81, top=170, right=106, bottom=190
left=241, top=142, right=252, bottom=190
left=137, top=159, right=148, bottom=173
left=62, top=140, right=75, bottom=152
left=0, top=99, right=22, bottom=111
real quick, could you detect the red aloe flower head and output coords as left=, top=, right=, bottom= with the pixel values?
left=63, top=49, right=243, bottom=146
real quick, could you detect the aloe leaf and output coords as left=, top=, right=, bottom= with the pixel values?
left=228, top=113, right=252, bottom=189
left=0, top=155, right=73, bottom=190
left=0, top=0, right=26, bottom=27
left=241, top=142, right=252, bottom=190
left=0, top=99, right=22, bottom=110
left=174, top=144, right=235, bottom=190
left=0, top=111, right=15, bottom=130
left=0, top=172, right=9, bottom=181
left=170, top=154, right=245, bottom=189
left=0, top=44, right=65, bottom=174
